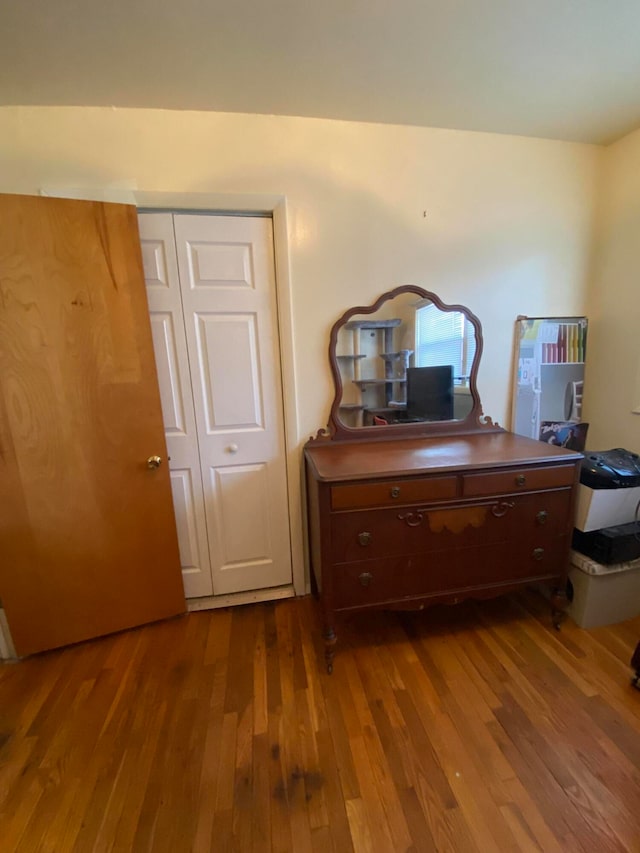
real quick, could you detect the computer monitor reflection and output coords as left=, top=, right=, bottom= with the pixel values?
left=406, top=365, right=454, bottom=421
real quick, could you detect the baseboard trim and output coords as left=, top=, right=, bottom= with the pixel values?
left=187, top=585, right=296, bottom=612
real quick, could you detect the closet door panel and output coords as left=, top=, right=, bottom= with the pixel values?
left=210, top=463, right=275, bottom=588
left=139, top=213, right=213, bottom=598
left=174, top=215, right=292, bottom=595
left=194, top=312, right=263, bottom=429
left=169, top=468, right=204, bottom=577
left=149, top=312, right=187, bottom=433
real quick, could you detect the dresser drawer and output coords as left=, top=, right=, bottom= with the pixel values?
left=463, top=464, right=575, bottom=497
left=331, top=538, right=568, bottom=610
left=330, top=489, right=573, bottom=564
left=331, top=475, right=458, bottom=510
left=332, top=553, right=450, bottom=609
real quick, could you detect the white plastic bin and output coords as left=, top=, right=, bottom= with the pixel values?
left=568, top=549, right=640, bottom=628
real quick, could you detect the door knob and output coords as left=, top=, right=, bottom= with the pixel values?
left=228, top=443, right=239, bottom=454
left=147, top=455, right=162, bottom=470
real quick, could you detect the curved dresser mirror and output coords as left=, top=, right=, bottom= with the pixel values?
left=326, top=285, right=498, bottom=440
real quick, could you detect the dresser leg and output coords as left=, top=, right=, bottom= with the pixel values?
left=551, top=585, right=568, bottom=630
left=323, top=626, right=337, bottom=674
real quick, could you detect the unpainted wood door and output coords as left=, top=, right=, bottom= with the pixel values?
left=0, top=194, right=186, bottom=656
left=139, top=212, right=292, bottom=596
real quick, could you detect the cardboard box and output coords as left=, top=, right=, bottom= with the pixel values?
left=574, top=483, right=640, bottom=532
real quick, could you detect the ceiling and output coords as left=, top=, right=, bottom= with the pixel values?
left=2, top=0, right=640, bottom=145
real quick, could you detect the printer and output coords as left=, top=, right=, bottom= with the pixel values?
left=572, top=448, right=640, bottom=563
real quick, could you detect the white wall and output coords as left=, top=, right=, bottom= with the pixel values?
left=585, top=127, right=640, bottom=450
left=0, top=106, right=601, bottom=444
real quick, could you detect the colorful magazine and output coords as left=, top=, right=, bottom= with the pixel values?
left=539, top=421, right=589, bottom=451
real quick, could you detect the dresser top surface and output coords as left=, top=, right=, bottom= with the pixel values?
left=304, top=431, right=582, bottom=483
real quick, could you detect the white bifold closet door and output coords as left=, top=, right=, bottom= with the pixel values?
left=138, top=212, right=292, bottom=598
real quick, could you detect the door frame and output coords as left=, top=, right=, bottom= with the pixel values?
left=133, top=191, right=305, bottom=601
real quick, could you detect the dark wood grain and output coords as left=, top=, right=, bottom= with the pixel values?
left=305, top=432, right=581, bottom=483
left=305, top=431, right=581, bottom=668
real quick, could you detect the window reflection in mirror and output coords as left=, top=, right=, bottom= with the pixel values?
left=335, top=293, right=477, bottom=429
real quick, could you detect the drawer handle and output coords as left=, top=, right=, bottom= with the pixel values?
left=536, top=510, right=548, bottom=525
left=491, top=500, right=515, bottom=518
left=359, top=572, right=373, bottom=587
left=398, top=511, right=425, bottom=527
left=358, top=531, right=372, bottom=546
left=516, top=474, right=526, bottom=486
left=533, top=547, right=545, bottom=561
left=390, top=487, right=401, bottom=499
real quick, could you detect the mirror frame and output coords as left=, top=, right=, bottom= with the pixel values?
left=323, top=285, right=501, bottom=441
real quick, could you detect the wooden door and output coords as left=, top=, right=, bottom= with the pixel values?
left=0, top=194, right=186, bottom=656
left=138, top=212, right=214, bottom=598
left=172, top=213, right=293, bottom=595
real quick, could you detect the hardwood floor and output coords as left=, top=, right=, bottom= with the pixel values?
left=1, top=591, right=639, bottom=852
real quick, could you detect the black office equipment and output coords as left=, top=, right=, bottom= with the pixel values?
left=572, top=521, right=640, bottom=564
left=406, top=365, right=454, bottom=421
left=580, top=448, right=640, bottom=489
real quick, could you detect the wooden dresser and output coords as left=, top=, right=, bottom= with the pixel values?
left=307, top=285, right=584, bottom=671
left=305, top=431, right=581, bottom=671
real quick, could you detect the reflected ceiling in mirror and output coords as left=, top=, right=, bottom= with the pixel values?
left=327, top=286, right=490, bottom=440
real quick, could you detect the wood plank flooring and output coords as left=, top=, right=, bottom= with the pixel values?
left=1, top=591, right=639, bottom=852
